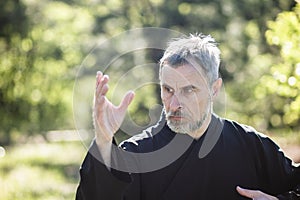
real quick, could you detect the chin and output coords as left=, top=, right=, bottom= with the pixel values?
left=167, top=121, right=188, bottom=134
left=167, top=118, right=205, bottom=134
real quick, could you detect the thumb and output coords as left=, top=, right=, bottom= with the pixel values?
left=118, top=90, right=135, bottom=111
left=236, top=186, right=257, bottom=199
left=236, top=186, right=278, bottom=200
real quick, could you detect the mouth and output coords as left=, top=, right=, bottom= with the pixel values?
left=169, top=116, right=184, bottom=121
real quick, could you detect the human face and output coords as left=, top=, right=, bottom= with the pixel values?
left=160, top=64, right=213, bottom=135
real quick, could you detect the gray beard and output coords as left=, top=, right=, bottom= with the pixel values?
left=166, top=111, right=208, bottom=134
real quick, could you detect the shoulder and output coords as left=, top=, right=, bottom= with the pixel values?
left=223, top=118, right=280, bottom=150
left=225, top=118, right=266, bottom=138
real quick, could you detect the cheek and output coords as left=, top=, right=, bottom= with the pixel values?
left=161, top=96, right=168, bottom=107
left=198, top=99, right=210, bottom=112
left=187, top=95, right=208, bottom=112
left=161, top=93, right=170, bottom=108
left=161, top=90, right=169, bottom=102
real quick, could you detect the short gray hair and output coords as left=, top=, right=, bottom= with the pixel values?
left=160, top=33, right=220, bottom=85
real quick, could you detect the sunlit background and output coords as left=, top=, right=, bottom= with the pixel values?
left=0, top=0, right=300, bottom=199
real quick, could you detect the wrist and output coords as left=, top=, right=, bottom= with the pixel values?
left=95, top=136, right=113, bottom=168
left=94, top=127, right=113, bottom=145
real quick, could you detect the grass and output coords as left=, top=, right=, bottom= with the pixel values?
left=0, top=141, right=87, bottom=200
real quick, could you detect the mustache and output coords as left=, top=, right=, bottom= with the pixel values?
left=166, top=110, right=188, bottom=118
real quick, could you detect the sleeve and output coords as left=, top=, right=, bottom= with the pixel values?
left=276, top=185, right=300, bottom=200
left=254, top=134, right=300, bottom=199
left=75, top=140, right=132, bottom=200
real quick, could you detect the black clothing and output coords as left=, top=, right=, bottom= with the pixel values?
left=76, top=114, right=300, bottom=200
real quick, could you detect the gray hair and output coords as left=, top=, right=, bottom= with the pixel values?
left=159, top=33, right=220, bottom=85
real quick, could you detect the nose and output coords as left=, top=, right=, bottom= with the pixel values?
left=169, top=95, right=182, bottom=112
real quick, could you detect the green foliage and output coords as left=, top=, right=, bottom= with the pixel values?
left=1, top=0, right=298, bottom=144
left=261, top=3, right=300, bottom=128
left=227, top=2, right=300, bottom=130
left=1, top=0, right=300, bottom=198
left=0, top=0, right=94, bottom=144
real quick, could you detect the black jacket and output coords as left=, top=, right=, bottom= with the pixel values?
left=76, top=114, right=300, bottom=200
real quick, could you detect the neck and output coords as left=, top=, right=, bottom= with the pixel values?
left=188, top=113, right=212, bottom=140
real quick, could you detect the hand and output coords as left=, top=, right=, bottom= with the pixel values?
left=93, top=71, right=135, bottom=145
left=236, top=186, right=279, bottom=200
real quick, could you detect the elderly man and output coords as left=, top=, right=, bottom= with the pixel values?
left=76, top=34, right=300, bottom=200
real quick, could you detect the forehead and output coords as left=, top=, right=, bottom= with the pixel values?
left=160, top=64, right=208, bottom=88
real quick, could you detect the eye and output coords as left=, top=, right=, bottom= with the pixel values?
left=163, top=85, right=174, bottom=94
left=183, top=86, right=197, bottom=94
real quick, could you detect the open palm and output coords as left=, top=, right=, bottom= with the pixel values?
left=93, top=71, right=135, bottom=144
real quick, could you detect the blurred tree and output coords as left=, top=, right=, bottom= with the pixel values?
left=214, top=0, right=297, bottom=130
left=0, top=0, right=94, bottom=144
left=0, top=0, right=297, bottom=144
left=0, top=0, right=32, bottom=144
left=257, top=2, right=300, bottom=129
left=106, top=0, right=296, bottom=131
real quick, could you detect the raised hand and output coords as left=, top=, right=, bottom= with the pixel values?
left=93, top=71, right=135, bottom=147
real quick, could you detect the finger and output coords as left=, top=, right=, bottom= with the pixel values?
left=100, top=83, right=109, bottom=96
left=94, top=91, right=106, bottom=113
left=96, top=74, right=109, bottom=97
left=96, top=71, right=103, bottom=87
left=94, top=78, right=109, bottom=113
left=118, top=90, right=135, bottom=112
left=236, top=186, right=258, bottom=199
left=96, top=94, right=106, bottom=105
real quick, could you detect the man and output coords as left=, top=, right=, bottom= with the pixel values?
left=76, top=34, right=300, bottom=200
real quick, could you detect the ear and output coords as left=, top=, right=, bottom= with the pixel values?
left=212, top=78, right=222, bottom=99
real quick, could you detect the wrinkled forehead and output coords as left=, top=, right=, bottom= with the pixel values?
left=160, top=54, right=207, bottom=77
left=160, top=64, right=209, bottom=88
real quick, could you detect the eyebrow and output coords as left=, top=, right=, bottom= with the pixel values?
left=182, top=85, right=198, bottom=90
left=161, top=83, right=174, bottom=89
left=162, top=83, right=198, bottom=91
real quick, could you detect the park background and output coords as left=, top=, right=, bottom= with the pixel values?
left=1, top=0, right=300, bottom=199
